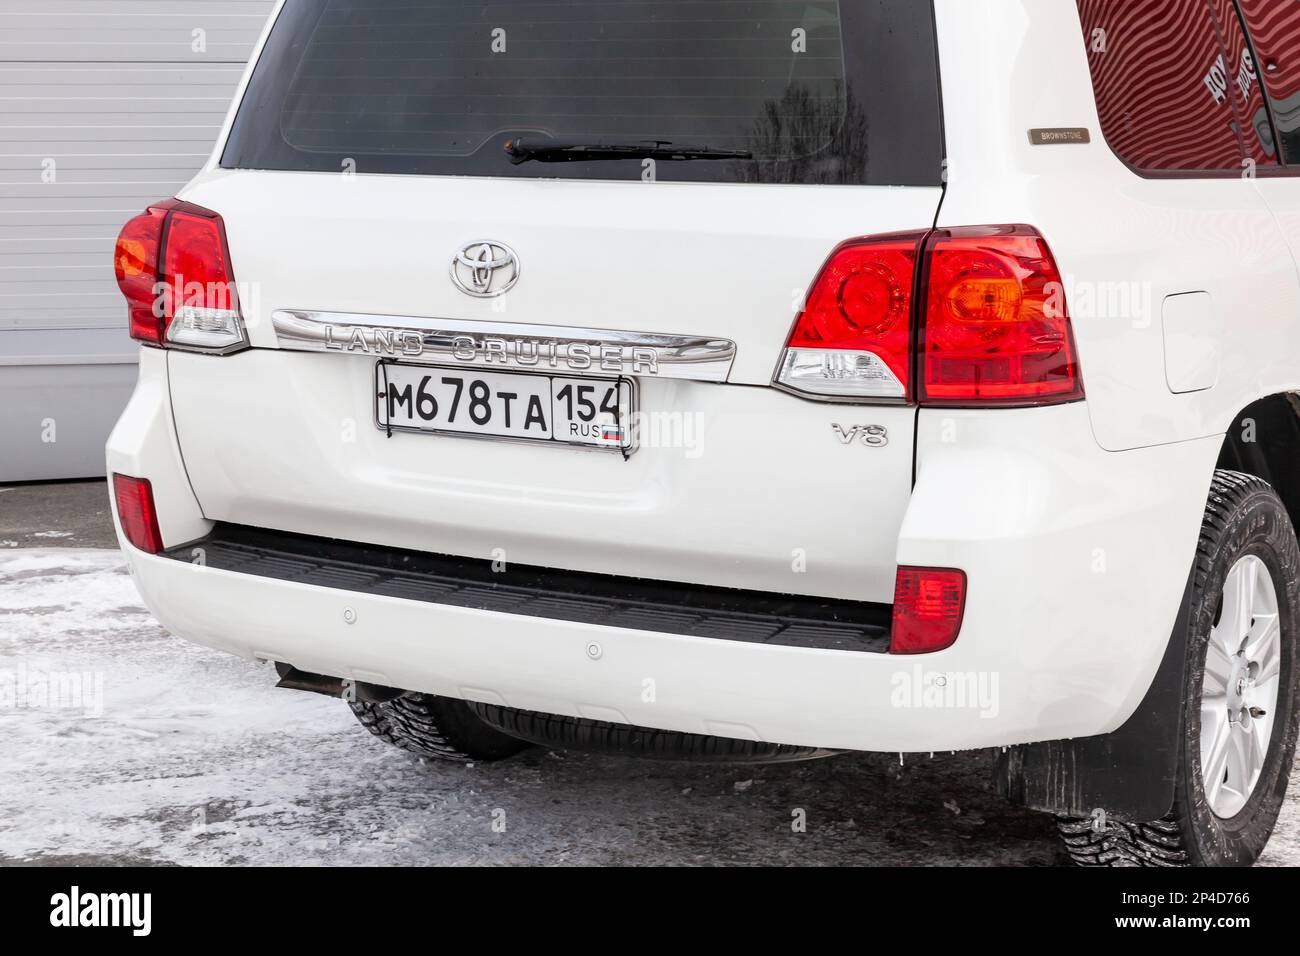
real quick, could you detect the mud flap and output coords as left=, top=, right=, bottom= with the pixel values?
left=994, top=564, right=1194, bottom=821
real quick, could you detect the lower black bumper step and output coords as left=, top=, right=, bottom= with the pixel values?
left=165, top=523, right=891, bottom=654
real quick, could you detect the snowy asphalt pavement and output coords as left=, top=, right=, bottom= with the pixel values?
left=1, top=488, right=1297, bottom=865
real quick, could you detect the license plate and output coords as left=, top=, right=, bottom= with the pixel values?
left=375, top=363, right=635, bottom=452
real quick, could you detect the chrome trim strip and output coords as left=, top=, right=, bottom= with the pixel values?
left=271, top=310, right=736, bottom=382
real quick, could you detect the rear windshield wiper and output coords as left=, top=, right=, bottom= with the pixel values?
left=505, top=137, right=752, bottom=165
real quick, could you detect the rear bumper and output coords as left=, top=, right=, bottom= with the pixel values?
left=108, top=350, right=1224, bottom=752
left=166, top=523, right=892, bottom=654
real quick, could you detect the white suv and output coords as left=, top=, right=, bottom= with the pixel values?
left=106, top=0, right=1300, bottom=867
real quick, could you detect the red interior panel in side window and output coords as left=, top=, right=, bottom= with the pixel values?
left=1076, top=0, right=1247, bottom=172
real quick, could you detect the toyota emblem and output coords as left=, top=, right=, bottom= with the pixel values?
left=450, top=240, right=520, bottom=298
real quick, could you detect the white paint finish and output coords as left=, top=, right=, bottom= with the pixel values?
left=111, top=550, right=1110, bottom=752
left=933, top=0, right=1300, bottom=451
left=38, top=547, right=1280, bottom=866
left=112, top=405, right=1217, bottom=752
left=171, top=104, right=941, bottom=601
left=112, top=356, right=1218, bottom=749
left=104, top=347, right=211, bottom=548
left=165, top=348, right=916, bottom=603
left=1162, top=292, right=1222, bottom=394
left=907, top=404, right=1219, bottom=737
left=1252, top=176, right=1300, bottom=328
left=100, top=0, right=1300, bottom=759
left=178, top=169, right=943, bottom=387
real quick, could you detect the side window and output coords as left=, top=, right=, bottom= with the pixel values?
left=1076, top=0, right=1247, bottom=172
left=1210, top=0, right=1277, bottom=168
left=1235, top=0, right=1300, bottom=165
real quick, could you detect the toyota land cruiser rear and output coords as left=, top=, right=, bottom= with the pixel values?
left=106, top=0, right=1300, bottom=867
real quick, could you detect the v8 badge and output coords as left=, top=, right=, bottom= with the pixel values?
left=832, top=424, right=889, bottom=447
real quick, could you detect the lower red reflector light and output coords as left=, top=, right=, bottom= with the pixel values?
left=890, top=567, right=967, bottom=654
left=112, top=474, right=164, bottom=554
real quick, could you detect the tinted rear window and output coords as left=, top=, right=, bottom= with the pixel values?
left=221, top=0, right=943, bottom=186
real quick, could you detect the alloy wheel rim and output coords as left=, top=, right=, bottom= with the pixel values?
left=1200, top=554, right=1282, bottom=819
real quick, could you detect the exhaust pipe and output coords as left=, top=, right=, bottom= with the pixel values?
left=273, top=663, right=403, bottom=703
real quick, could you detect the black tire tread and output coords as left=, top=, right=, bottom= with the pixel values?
left=1055, top=816, right=1189, bottom=867
left=350, top=692, right=531, bottom=762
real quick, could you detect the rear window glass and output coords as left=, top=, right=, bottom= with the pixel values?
left=221, top=0, right=943, bottom=186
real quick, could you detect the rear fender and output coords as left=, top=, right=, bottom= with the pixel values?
left=995, top=564, right=1194, bottom=820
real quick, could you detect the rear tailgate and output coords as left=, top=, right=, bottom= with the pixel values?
left=167, top=0, right=944, bottom=603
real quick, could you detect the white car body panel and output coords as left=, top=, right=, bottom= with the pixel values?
left=934, top=0, right=1300, bottom=451
left=108, top=361, right=1220, bottom=750
left=104, top=0, right=1300, bottom=754
left=166, top=348, right=917, bottom=601
left=179, top=169, right=943, bottom=388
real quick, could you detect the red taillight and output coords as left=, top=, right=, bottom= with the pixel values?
left=162, top=207, right=240, bottom=316
left=114, top=200, right=176, bottom=344
left=890, top=567, right=966, bottom=654
left=920, top=226, right=1082, bottom=405
left=112, top=474, right=164, bottom=555
left=114, top=200, right=246, bottom=353
left=777, top=225, right=1082, bottom=406
left=776, top=233, right=925, bottom=401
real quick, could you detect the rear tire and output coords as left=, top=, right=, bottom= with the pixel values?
left=1057, top=470, right=1300, bottom=867
left=350, top=692, right=532, bottom=762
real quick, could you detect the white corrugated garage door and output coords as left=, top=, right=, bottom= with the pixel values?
left=0, top=0, right=275, bottom=481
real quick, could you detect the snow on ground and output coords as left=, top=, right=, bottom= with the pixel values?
left=1, top=548, right=1296, bottom=866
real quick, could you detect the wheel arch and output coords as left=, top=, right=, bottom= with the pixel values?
left=998, top=409, right=1300, bottom=822
left=1216, top=393, right=1300, bottom=534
